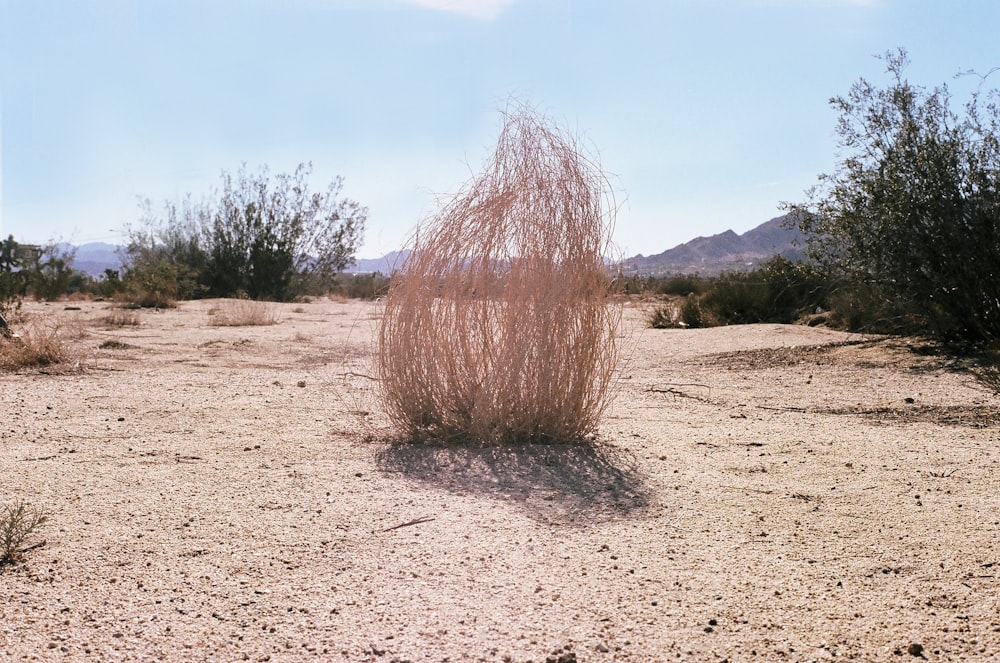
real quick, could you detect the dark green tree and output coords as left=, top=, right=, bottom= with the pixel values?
left=788, top=49, right=1000, bottom=345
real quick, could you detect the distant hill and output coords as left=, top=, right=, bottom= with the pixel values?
left=63, top=216, right=806, bottom=279
left=619, top=214, right=807, bottom=276
left=345, top=250, right=410, bottom=275
left=70, top=242, right=125, bottom=277
left=63, top=243, right=409, bottom=278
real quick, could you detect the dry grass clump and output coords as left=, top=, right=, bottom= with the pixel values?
left=0, top=317, right=75, bottom=370
left=378, top=106, right=621, bottom=444
left=209, top=299, right=279, bottom=327
left=101, top=308, right=142, bottom=327
left=0, top=500, right=47, bottom=566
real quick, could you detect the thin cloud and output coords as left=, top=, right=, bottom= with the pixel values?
left=399, top=0, right=516, bottom=20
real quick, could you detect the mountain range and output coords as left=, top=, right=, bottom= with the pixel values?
left=67, top=242, right=124, bottom=277
left=617, top=214, right=806, bottom=276
left=66, top=214, right=805, bottom=278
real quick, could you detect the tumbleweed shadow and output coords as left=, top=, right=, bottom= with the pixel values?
left=374, top=439, right=653, bottom=525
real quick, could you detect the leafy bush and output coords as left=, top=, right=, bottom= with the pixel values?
left=122, top=200, right=211, bottom=305
left=646, top=292, right=712, bottom=328
left=709, top=256, right=828, bottom=325
left=120, top=261, right=188, bottom=308
left=1, top=237, right=89, bottom=304
left=618, top=274, right=706, bottom=298
left=653, top=274, right=706, bottom=297
left=698, top=274, right=774, bottom=325
left=91, top=269, right=127, bottom=299
left=679, top=294, right=708, bottom=328
left=788, top=49, right=1000, bottom=347
left=820, top=280, right=916, bottom=334
left=647, top=257, right=832, bottom=329
left=124, top=163, right=367, bottom=302
left=647, top=300, right=678, bottom=329
left=329, top=272, right=391, bottom=300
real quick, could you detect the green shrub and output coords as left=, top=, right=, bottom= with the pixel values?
left=647, top=300, right=677, bottom=328
left=646, top=258, right=835, bottom=329
left=972, top=342, right=1000, bottom=395
left=699, top=275, right=772, bottom=325
left=94, top=269, right=126, bottom=299
left=647, top=294, right=709, bottom=328
left=680, top=294, right=708, bottom=328
left=124, top=163, right=367, bottom=303
left=330, top=272, right=391, bottom=300
left=823, top=281, right=919, bottom=335
left=692, top=257, right=828, bottom=326
left=121, top=255, right=200, bottom=308
left=789, top=49, right=1000, bottom=347
left=655, top=274, right=705, bottom=297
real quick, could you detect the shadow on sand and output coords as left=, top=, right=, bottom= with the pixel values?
left=374, top=439, right=653, bottom=525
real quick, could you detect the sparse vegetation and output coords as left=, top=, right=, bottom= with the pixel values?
left=327, top=272, right=390, bottom=300
left=24, top=242, right=86, bottom=300
left=99, top=338, right=136, bottom=350
left=378, top=105, right=620, bottom=444
left=209, top=298, right=279, bottom=326
left=2, top=236, right=92, bottom=309
left=123, top=162, right=367, bottom=303
left=646, top=300, right=679, bottom=329
left=118, top=254, right=191, bottom=309
left=0, top=500, right=47, bottom=566
left=971, top=342, right=1000, bottom=395
left=1, top=235, right=30, bottom=320
left=645, top=256, right=831, bottom=328
left=101, top=308, right=142, bottom=327
left=0, top=317, right=74, bottom=370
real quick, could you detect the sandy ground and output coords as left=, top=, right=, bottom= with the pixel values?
left=1, top=297, right=999, bottom=662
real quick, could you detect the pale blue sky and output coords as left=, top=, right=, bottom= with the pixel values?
left=2, top=0, right=998, bottom=258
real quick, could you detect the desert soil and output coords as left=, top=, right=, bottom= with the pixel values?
left=1, top=298, right=999, bottom=662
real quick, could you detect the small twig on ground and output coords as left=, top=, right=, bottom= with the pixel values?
left=718, top=485, right=775, bottom=496
left=18, top=540, right=46, bottom=555
left=339, top=371, right=378, bottom=381
left=646, top=384, right=713, bottom=402
left=381, top=516, right=435, bottom=532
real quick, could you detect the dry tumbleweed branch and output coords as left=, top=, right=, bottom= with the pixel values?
left=378, top=105, right=621, bottom=444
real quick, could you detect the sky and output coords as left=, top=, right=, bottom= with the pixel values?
left=2, top=0, right=1000, bottom=259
